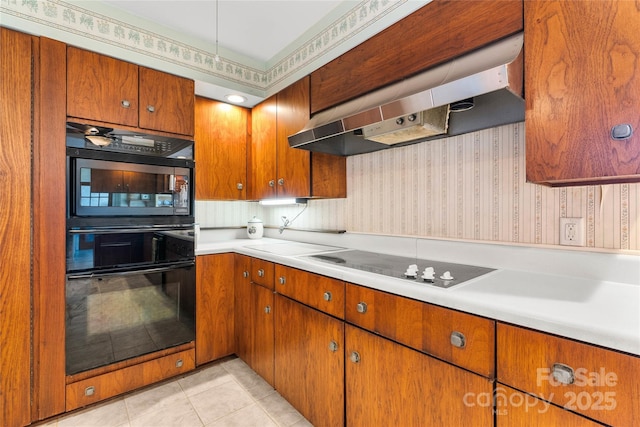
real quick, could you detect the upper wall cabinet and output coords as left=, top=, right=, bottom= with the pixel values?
left=67, top=47, right=194, bottom=137
left=525, top=0, right=640, bottom=186
left=310, top=0, right=523, bottom=114
left=249, top=76, right=346, bottom=200
left=195, top=96, right=249, bottom=200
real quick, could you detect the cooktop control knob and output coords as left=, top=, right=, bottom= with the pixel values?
left=404, top=264, right=419, bottom=278
left=440, top=271, right=454, bottom=280
left=421, top=267, right=435, bottom=282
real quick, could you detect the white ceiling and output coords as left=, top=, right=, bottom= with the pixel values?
left=102, top=1, right=344, bottom=63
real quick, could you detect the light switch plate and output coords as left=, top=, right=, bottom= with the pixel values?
left=559, top=217, right=585, bottom=246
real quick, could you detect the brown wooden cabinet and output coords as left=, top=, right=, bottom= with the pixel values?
left=345, top=325, right=493, bottom=427
left=249, top=77, right=346, bottom=200
left=497, top=323, right=640, bottom=426
left=525, top=0, right=640, bottom=185
left=196, top=254, right=235, bottom=365
left=195, top=96, right=249, bottom=200
left=310, top=0, right=524, bottom=114
left=67, top=46, right=194, bottom=137
left=234, top=255, right=275, bottom=386
left=274, top=294, right=345, bottom=427
left=346, top=283, right=495, bottom=378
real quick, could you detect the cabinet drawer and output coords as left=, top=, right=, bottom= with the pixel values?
left=66, top=348, right=195, bottom=411
left=346, top=284, right=495, bottom=377
left=275, top=265, right=345, bottom=319
left=497, top=323, right=640, bottom=426
left=251, top=258, right=274, bottom=290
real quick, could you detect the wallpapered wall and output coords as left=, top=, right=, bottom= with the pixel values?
left=196, top=122, right=640, bottom=252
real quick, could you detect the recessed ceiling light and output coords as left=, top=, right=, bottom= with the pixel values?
left=225, top=94, right=247, bottom=104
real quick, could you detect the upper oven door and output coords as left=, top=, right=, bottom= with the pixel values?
left=72, top=158, right=191, bottom=217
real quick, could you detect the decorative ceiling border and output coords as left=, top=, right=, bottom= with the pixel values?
left=1, top=0, right=406, bottom=93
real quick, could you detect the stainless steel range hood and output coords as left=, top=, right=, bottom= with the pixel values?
left=289, top=33, right=524, bottom=156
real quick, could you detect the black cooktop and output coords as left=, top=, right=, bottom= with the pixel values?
left=309, top=250, right=494, bottom=288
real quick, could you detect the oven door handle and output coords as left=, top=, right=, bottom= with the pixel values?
left=68, top=225, right=194, bottom=234
left=67, top=261, right=195, bottom=280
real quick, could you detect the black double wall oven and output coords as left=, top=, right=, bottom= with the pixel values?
left=65, top=122, right=196, bottom=375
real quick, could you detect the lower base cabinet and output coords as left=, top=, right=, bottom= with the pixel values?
left=274, top=295, right=345, bottom=427
left=345, top=325, right=494, bottom=427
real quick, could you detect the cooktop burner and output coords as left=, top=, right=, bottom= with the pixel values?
left=309, top=250, right=494, bottom=288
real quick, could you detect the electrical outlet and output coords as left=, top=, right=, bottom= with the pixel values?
left=559, top=217, right=585, bottom=246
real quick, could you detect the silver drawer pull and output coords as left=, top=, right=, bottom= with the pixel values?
left=257, top=269, right=264, bottom=277
left=350, top=351, right=361, bottom=363
left=323, top=291, right=332, bottom=302
left=146, top=105, right=155, bottom=113
left=84, top=386, right=95, bottom=396
left=279, top=276, right=286, bottom=285
left=268, top=180, right=275, bottom=187
left=450, top=331, right=466, bottom=348
left=243, top=271, right=249, bottom=278
left=175, top=359, right=184, bottom=368
left=237, top=183, right=243, bottom=190
left=552, top=363, right=575, bottom=385
left=264, top=305, right=271, bottom=314
left=328, top=340, right=339, bottom=352
left=356, top=302, right=368, bottom=314
left=121, top=99, right=130, bottom=108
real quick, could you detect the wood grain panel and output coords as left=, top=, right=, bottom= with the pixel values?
left=496, top=385, right=602, bottom=427
left=139, top=67, right=194, bottom=136
left=0, top=27, right=33, bottom=427
left=345, top=283, right=495, bottom=377
left=66, top=349, right=195, bottom=411
left=311, top=0, right=524, bottom=113
left=275, top=295, right=344, bottom=427
left=250, top=258, right=274, bottom=290
left=525, top=0, right=640, bottom=185
left=311, top=152, right=347, bottom=199
left=195, top=96, right=248, bottom=200
left=32, top=36, right=68, bottom=422
left=196, top=254, right=235, bottom=365
left=276, top=77, right=311, bottom=198
left=497, top=323, right=640, bottom=426
left=248, top=95, right=277, bottom=200
left=67, top=46, right=138, bottom=127
left=234, top=255, right=252, bottom=365
left=251, top=283, right=275, bottom=386
left=275, top=265, right=345, bottom=319
left=345, top=325, right=493, bottom=427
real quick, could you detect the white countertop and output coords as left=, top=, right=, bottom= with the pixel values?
left=197, top=234, right=640, bottom=356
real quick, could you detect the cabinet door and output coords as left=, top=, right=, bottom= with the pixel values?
left=234, top=255, right=252, bottom=365
left=249, top=95, right=277, bottom=200
left=195, top=96, right=248, bottom=200
left=195, top=254, right=235, bottom=365
left=346, top=325, right=493, bottom=427
left=276, top=77, right=311, bottom=198
left=67, top=47, right=138, bottom=127
left=139, top=67, right=194, bottom=136
left=252, top=283, right=275, bottom=386
left=525, top=0, right=640, bottom=185
left=275, top=295, right=344, bottom=427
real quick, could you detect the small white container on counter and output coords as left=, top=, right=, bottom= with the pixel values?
left=247, top=216, right=263, bottom=239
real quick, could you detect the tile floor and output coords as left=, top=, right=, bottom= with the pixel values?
left=36, top=357, right=312, bottom=427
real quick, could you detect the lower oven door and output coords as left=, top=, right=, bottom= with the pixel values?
left=65, top=262, right=195, bottom=375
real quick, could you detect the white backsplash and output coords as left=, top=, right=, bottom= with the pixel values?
left=197, top=122, right=640, bottom=252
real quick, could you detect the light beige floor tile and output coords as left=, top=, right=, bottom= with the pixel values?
left=124, top=380, right=186, bottom=419
left=129, top=395, right=202, bottom=427
left=205, top=403, right=278, bottom=427
left=257, top=392, right=304, bottom=426
left=189, top=380, right=254, bottom=425
left=244, top=377, right=277, bottom=401
left=178, top=363, right=234, bottom=397
left=223, top=359, right=273, bottom=391
left=289, top=417, right=314, bottom=427
left=57, top=398, right=129, bottom=427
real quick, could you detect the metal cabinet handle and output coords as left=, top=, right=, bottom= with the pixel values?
left=243, top=271, right=249, bottom=278
left=278, top=178, right=284, bottom=186
left=279, top=276, right=286, bottom=285
left=84, top=386, right=95, bottom=396
left=350, top=351, right=361, bottom=363
left=552, top=363, right=575, bottom=385
left=121, top=99, right=131, bottom=108
left=237, top=183, right=243, bottom=190
left=356, top=302, right=368, bottom=314
left=323, top=291, right=332, bottom=302
left=175, top=358, right=184, bottom=368
left=611, top=123, right=633, bottom=140
left=257, top=269, right=265, bottom=277
left=328, top=340, right=339, bottom=352
left=146, top=105, right=155, bottom=113
left=268, top=180, right=275, bottom=187
left=264, top=305, right=271, bottom=314
left=450, top=331, right=466, bottom=348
